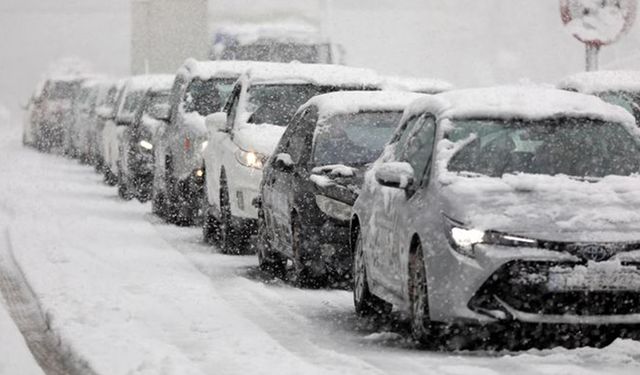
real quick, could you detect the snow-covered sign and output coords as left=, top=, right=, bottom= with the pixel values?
left=560, top=0, right=637, bottom=46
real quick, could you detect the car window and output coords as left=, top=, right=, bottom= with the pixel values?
left=286, top=107, right=318, bottom=164
left=394, top=114, right=436, bottom=182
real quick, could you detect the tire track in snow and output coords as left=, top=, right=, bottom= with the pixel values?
left=0, top=228, right=98, bottom=375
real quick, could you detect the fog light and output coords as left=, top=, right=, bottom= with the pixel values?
left=195, top=169, right=204, bottom=177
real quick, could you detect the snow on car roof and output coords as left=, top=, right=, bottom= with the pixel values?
left=177, top=58, right=259, bottom=81
left=383, top=75, right=453, bottom=94
left=404, top=86, right=635, bottom=127
left=303, top=91, right=426, bottom=120
left=242, top=62, right=382, bottom=88
left=558, top=70, right=640, bottom=94
left=126, top=74, right=175, bottom=92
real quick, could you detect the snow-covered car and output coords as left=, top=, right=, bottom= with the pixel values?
left=257, top=91, right=425, bottom=286
left=66, top=79, right=105, bottom=162
left=21, top=81, right=46, bottom=147
left=93, top=81, right=125, bottom=173
left=117, top=87, right=172, bottom=202
left=153, top=59, right=255, bottom=225
left=558, top=70, right=640, bottom=120
left=102, top=75, right=174, bottom=186
left=351, top=87, right=640, bottom=344
left=34, top=76, right=87, bottom=152
left=202, top=62, right=381, bottom=253
left=211, top=22, right=344, bottom=64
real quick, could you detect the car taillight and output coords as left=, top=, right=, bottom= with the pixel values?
left=184, top=137, right=191, bottom=152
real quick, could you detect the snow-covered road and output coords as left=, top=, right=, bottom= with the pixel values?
left=1, top=121, right=640, bottom=375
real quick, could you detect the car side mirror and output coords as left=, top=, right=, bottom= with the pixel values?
left=273, top=153, right=294, bottom=172
left=375, top=162, right=415, bottom=189
left=149, top=103, right=171, bottom=121
left=205, top=112, right=228, bottom=134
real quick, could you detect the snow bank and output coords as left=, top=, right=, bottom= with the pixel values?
left=302, top=90, right=425, bottom=121
left=558, top=70, right=640, bottom=94
left=406, top=86, right=635, bottom=127
left=0, top=300, right=45, bottom=375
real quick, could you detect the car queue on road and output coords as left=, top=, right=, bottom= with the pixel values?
left=21, top=61, right=640, bottom=346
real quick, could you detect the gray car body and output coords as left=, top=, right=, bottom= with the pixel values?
left=352, top=87, right=640, bottom=326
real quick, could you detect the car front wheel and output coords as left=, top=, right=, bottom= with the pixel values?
left=257, top=214, right=286, bottom=278
left=409, top=242, right=433, bottom=344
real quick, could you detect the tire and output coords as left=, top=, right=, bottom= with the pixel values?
left=409, top=242, right=432, bottom=344
left=219, top=179, right=240, bottom=254
left=152, top=190, right=167, bottom=217
left=292, top=215, right=326, bottom=288
left=257, top=214, right=286, bottom=278
left=202, top=195, right=220, bottom=245
left=117, top=168, right=134, bottom=201
left=353, top=227, right=392, bottom=316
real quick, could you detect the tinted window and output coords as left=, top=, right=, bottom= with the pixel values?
left=313, top=111, right=401, bottom=166
left=447, top=118, right=640, bottom=178
left=183, top=78, right=236, bottom=116
left=46, top=81, right=79, bottom=100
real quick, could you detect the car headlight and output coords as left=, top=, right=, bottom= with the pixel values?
left=139, top=140, right=153, bottom=150
left=315, top=195, right=352, bottom=221
left=235, top=149, right=266, bottom=169
left=444, top=216, right=537, bottom=258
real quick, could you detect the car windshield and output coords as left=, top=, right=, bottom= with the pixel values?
left=119, top=89, right=145, bottom=120
left=447, top=118, right=640, bottom=178
left=598, top=91, right=640, bottom=121
left=184, top=78, right=236, bottom=116
left=247, top=84, right=332, bottom=126
left=226, top=42, right=330, bottom=64
left=313, top=111, right=401, bottom=166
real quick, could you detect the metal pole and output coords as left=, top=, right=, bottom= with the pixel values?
left=585, top=43, right=600, bottom=71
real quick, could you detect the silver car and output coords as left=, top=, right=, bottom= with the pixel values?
left=351, top=87, right=640, bottom=343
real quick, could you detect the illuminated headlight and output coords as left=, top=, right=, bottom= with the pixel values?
left=315, top=195, right=352, bottom=221
left=444, top=216, right=537, bottom=258
left=195, top=169, right=204, bottom=178
left=235, top=149, right=266, bottom=169
left=139, top=140, right=153, bottom=150
left=201, top=141, right=209, bottom=152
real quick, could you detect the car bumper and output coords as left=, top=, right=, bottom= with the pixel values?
left=427, top=243, right=640, bottom=325
left=298, top=220, right=351, bottom=277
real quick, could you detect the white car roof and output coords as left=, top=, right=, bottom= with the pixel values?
left=241, top=62, right=382, bottom=88
left=382, top=75, right=453, bottom=94
left=303, top=91, right=427, bottom=120
left=126, top=74, right=175, bottom=93
left=177, top=59, right=260, bottom=81
left=557, top=70, right=640, bottom=94
left=403, top=86, right=635, bottom=127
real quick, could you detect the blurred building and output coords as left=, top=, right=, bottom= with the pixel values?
left=131, top=0, right=208, bottom=74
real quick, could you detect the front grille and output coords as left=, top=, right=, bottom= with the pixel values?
left=469, top=261, right=640, bottom=316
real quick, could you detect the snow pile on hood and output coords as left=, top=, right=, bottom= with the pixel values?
left=382, top=75, right=453, bottom=94
left=233, top=123, right=286, bottom=155
left=302, top=91, right=426, bottom=121
left=558, top=70, right=640, bottom=94
left=214, top=21, right=327, bottom=45
left=127, top=74, right=175, bottom=93
left=181, top=110, right=207, bottom=135
left=242, top=62, right=382, bottom=88
left=177, top=58, right=259, bottom=81
left=439, top=172, right=640, bottom=242
left=405, top=86, right=636, bottom=127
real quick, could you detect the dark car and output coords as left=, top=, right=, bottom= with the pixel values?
left=117, top=88, right=172, bottom=202
left=256, top=91, right=424, bottom=287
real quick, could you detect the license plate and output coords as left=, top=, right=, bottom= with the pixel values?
left=547, top=265, right=640, bottom=292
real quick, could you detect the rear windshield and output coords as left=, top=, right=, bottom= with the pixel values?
left=313, top=111, right=402, bottom=166
left=183, top=78, right=236, bottom=116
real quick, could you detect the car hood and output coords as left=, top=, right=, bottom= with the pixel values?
left=440, top=172, right=640, bottom=243
left=234, top=122, right=286, bottom=156
left=309, top=164, right=366, bottom=206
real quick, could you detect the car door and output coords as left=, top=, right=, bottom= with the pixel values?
left=367, top=114, right=434, bottom=297
left=385, top=115, right=437, bottom=297
left=269, top=107, right=318, bottom=255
